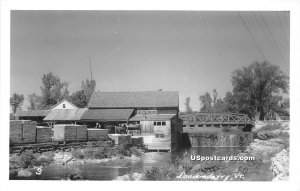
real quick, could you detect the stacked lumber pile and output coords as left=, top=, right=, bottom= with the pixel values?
left=87, top=129, right=109, bottom=141
left=76, top=125, right=87, bottom=141
left=10, top=120, right=37, bottom=144
left=108, top=134, right=132, bottom=145
left=22, top=121, right=37, bottom=143
left=53, top=124, right=87, bottom=142
left=131, top=136, right=144, bottom=145
left=10, top=121, right=23, bottom=144
left=36, top=126, right=52, bottom=143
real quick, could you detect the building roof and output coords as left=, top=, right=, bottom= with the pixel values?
left=43, top=108, right=88, bottom=121
left=81, top=109, right=134, bottom=121
left=49, top=99, right=78, bottom=110
left=129, top=114, right=176, bottom=121
left=88, top=91, right=179, bottom=108
left=15, top=110, right=51, bottom=117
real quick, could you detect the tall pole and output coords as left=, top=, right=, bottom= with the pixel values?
left=89, top=56, right=93, bottom=80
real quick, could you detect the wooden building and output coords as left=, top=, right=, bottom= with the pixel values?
left=14, top=99, right=78, bottom=125
left=85, top=91, right=182, bottom=151
left=15, top=110, right=50, bottom=125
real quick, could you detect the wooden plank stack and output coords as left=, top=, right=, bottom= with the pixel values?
left=22, top=120, right=37, bottom=143
left=76, top=125, right=87, bottom=141
left=10, top=121, right=23, bottom=144
left=10, top=120, right=37, bottom=144
left=87, top=129, right=109, bottom=141
left=53, top=124, right=87, bottom=142
left=36, top=126, right=53, bottom=143
left=108, top=134, right=132, bottom=145
left=131, top=136, right=144, bottom=145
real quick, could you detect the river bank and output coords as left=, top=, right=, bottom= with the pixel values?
left=115, top=121, right=289, bottom=181
left=248, top=121, right=289, bottom=181
left=9, top=141, right=145, bottom=180
left=9, top=121, right=289, bottom=181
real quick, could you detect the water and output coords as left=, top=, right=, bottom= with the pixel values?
left=187, top=132, right=253, bottom=147
left=10, top=147, right=246, bottom=180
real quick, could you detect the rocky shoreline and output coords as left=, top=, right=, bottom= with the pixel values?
left=248, top=121, right=289, bottom=181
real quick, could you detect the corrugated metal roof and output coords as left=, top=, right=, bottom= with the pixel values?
left=43, top=108, right=88, bottom=121
left=15, top=110, right=50, bottom=117
left=129, top=114, right=176, bottom=121
left=88, top=91, right=179, bottom=108
left=81, top=109, right=134, bottom=121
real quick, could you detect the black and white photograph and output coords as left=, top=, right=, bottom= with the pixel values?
left=1, top=0, right=300, bottom=190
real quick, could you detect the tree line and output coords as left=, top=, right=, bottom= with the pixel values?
left=184, top=61, right=289, bottom=120
left=10, top=72, right=96, bottom=112
left=11, top=61, right=289, bottom=121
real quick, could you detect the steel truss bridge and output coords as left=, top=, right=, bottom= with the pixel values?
left=180, top=112, right=253, bottom=126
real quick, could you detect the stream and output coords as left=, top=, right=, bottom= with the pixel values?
left=11, top=147, right=246, bottom=180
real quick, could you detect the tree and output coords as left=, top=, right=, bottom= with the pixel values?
left=27, top=93, right=42, bottom=110
left=69, top=79, right=96, bottom=108
left=184, top=97, right=193, bottom=113
left=40, top=72, right=70, bottom=109
left=199, top=92, right=213, bottom=112
left=70, top=90, right=88, bottom=108
left=10, top=94, right=24, bottom=114
left=81, top=79, right=96, bottom=104
left=231, top=61, right=289, bottom=120
left=213, top=99, right=228, bottom=113
left=212, top=89, right=218, bottom=105
left=280, top=98, right=289, bottom=110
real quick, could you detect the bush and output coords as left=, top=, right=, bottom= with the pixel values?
left=83, top=145, right=94, bottom=159
left=71, top=149, right=85, bottom=159
left=38, top=151, right=54, bottom=165
left=31, top=158, right=42, bottom=166
left=18, top=151, right=35, bottom=168
left=115, top=143, right=132, bottom=157
left=13, top=150, right=55, bottom=168
left=260, top=123, right=283, bottom=131
left=130, top=146, right=143, bottom=156
left=93, top=147, right=106, bottom=159
left=145, top=167, right=161, bottom=180
left=63, top=166, right=85, bottom=180
left=160, top=164, right=178, bottom=180
left=71, top=142, right=144, bottom=160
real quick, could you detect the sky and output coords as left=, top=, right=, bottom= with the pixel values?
left=10, top=11, right=290, bottom=111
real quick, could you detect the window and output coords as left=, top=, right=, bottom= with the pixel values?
left=190, top=125, right=195, bottom=127
left=157, top=122, right=161, bottom=125
left=63, top=104, right=65, bottom=108
left=183, top=125, right=186, bottom=127
left=160, top=134, right=164, bottom=138
left=162, top=121, right=166, bottom=125
left=154, top=122, right=157, bottom=125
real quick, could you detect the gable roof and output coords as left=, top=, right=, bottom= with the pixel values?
left=43, top=108, right=88, bottom=121
left=15, top=110, right=51, bottom=117
left=88, top=91, right=179, bottom=108
left=49, top=99, right=78, bottom=110
left=81, top=109, right=134, bottom=121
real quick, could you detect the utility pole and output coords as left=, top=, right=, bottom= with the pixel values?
left=89, top=56, right=93, bottom=80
